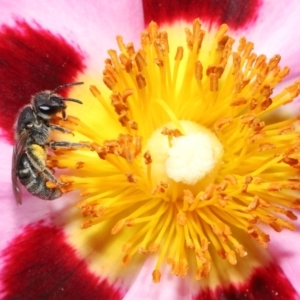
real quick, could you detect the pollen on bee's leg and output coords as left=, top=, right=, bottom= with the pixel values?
left=46, top=181, right=58, bottom=189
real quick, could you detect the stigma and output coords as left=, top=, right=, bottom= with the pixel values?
left=145, top=120, right=223, bottom=187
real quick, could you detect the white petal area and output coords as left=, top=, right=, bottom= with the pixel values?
left=0, top=0, right=144, bottom=74
left=238, top=1, right=300, bottom=79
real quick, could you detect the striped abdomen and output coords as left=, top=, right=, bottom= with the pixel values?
left=17, top=153, right=62, bottom=200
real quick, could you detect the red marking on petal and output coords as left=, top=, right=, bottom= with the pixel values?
left=142, top=0, right=262, bottom=29
left=0, top=21, right=85, bottom=144
left=194, top=263, right=297, bottom=300
left=0, top=222, right=123, bottom=300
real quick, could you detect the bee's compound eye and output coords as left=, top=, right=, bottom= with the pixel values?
left=38, top=105, right=58, bottom=115
left=39, top=105, right=51, bottom=111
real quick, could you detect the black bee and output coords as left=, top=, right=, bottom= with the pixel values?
left=12, top=82, right=86, bottom=204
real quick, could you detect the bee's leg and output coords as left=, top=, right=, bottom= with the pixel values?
left=41, top=166, right=64, bottom=186
left=49, top=124, right=73, bottom=135
left=47, top=141, right=91, bottom=150
left=26, top=155, right=62, bottom=186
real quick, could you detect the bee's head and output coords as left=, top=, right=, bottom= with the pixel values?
left=32, top=82, right=84, bottom=120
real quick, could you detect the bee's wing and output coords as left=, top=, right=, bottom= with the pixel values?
left=12, top=131, right=29, bottom=204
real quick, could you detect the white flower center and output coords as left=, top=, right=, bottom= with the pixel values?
left=145, top=120, right=224, bottom=187
left=166, top=132, right=219, bottom=185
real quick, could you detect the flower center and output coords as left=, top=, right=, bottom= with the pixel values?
left=146, top=120, right=223, bottom=188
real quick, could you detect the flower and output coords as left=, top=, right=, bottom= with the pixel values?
left=0, top=0, right=298, bottom=297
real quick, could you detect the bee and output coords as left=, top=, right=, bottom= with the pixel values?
left=12, top=82, right=86, bottom=204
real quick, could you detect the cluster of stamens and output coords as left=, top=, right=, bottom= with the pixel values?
left=49, top=19, right=300, bottom=282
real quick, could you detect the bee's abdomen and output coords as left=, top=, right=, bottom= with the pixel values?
left=18, top=154, right=62, bottom=200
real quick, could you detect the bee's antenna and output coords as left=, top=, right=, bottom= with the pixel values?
left=51, top=82, right=84, bottom=94
left=62, top=98, right=83, bottom=104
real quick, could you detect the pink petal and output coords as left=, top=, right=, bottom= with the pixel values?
left=240, top=0, right=300, bottom=79
left=0, top=22, right=85, bottom=143
left=0, top=0, right=145, bottom=143
left=0, top=0, right=144, bottom=72
left=0, top=222, right=124, bottom=299
left=141, top=0, right=300, bottom=78
left=193, top=263, right=299, bottom=300
left=141, top=0, right=261, bottom=29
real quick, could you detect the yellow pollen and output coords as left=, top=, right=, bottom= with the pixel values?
left=51, top=19, right=300, bottom=283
